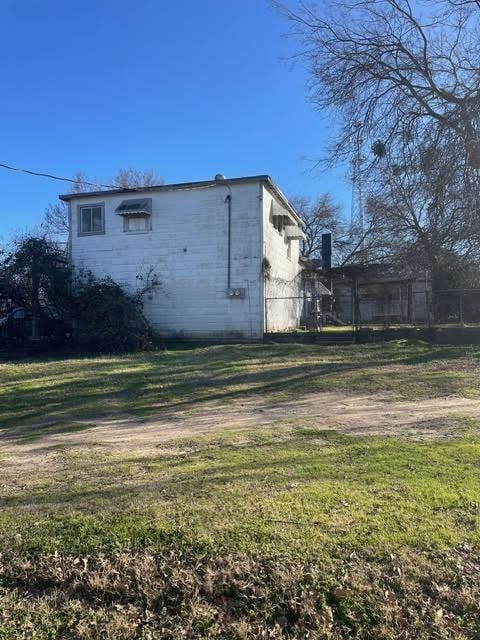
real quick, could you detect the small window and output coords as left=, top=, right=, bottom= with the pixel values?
left=123, top=215, right=151, bottom=233
left=78, top=203, right=105, bottom=235
left=272, top=215, right=284, bottom=234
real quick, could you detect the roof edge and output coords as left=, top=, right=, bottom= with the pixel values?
left=59, top=175, right=271, bottom=201
left=59, top=174, right=302, bottom=225
left=262, top=176, right=302, bottom=225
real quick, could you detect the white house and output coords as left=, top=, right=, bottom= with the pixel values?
left=60, top=174, right=306, bottom=340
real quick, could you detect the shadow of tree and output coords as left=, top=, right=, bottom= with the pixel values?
left=0, top=342, right=475, bottom=443
left=1, top=428, right=470, bottom=517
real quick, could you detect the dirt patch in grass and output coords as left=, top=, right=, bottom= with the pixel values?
left=3, top=391, right=479, bottom=461
left=1, top=342, right=479, bottom=437
left=1, top=344, right=480, bottom=637
left=0, top=391, right=478, bottom=493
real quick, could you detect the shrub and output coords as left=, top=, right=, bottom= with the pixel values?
left=0, top=234, right=160, bottom=354
left=71, top=272, right=158, bottom=354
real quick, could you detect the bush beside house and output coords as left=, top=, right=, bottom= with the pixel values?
left=0, top=235, right=158, bottom=354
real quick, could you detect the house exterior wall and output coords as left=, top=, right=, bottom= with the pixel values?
left=70, top=182, right=264, bottom=339
left=262, top=185, right=303, bottom=332
left=68, top=178, right=305, bottom=339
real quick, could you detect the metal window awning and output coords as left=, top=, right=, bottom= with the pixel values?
left=115, top=198, right=152, bottom=216
left=272, top=201, right=297, bottom=226
left=285, top=226, right=306, bottom=240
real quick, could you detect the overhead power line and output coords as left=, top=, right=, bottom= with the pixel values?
left=0, top=161, right=235, bottom=196
left=0, top=161, right=117, bottom=190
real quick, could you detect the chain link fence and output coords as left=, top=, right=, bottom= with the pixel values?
left=265, top=287, right=480, bottom=332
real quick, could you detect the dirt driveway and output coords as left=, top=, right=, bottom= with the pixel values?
left=72, top=392, right=480, bottom=444
left=2, top=392, right=480, bottom=479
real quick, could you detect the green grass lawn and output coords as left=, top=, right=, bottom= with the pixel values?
left=1, top=341, right=480, bottom=639
left=1, top=340, right=480, bottom=438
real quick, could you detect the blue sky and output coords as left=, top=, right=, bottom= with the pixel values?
left=0, top=0, right=350, bottom=239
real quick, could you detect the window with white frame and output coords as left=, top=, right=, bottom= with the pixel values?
left=78, top=203, right=105, bottom=235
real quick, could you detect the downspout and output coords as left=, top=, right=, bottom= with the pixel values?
left=225, top=194, right=232, bottom=290
left=260, top=182, right=267, bottom=336
left=67, top=201, right=73, bottom=267
left=67, top=200, right=74, bottom=343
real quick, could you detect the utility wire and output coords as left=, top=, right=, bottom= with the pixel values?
left=0, top=161, right=117, bottom=190
left=0, top=161, right=221, bottom=194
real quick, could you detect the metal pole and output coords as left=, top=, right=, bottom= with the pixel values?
left=264, top=295, right=268, bottom=334
left=351, top=282, right=355, bottom=328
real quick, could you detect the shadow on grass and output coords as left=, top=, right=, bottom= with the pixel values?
left=14, top=423, right=95, bottom=444
left=2, top=429, right=478, bottom=516
left=0, top=342, right=476, bottom=444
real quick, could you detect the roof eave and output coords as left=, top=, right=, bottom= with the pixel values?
left=59, top=175, right=272, bottom=202
left=261, top=176, right=303, bottom=225
left=59, top=174, right=304, bottom=225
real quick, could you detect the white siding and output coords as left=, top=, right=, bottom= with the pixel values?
left=70, top=182, right=264, bottom=339
left=262, top=185, right=303, bottom=332
left=69, top=178, right=305, bottom=339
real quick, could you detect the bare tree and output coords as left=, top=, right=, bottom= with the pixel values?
left=293, top=192, right=389, bottom=266
left=366, top=137, right=480, bottom=286
left=112, top=167, right=163, bottom=189
left=278, top=0, right=480, bottom=285
left=277, top=0, right=480, bottom=169
left=292, top=193, right=344, bottom=259
left=43, top=203, right=70, bottom=237
left=42, top=168, right=164, bottom=239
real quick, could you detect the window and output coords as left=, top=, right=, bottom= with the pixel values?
left=123, top=215, right=151, bottom=233
left=116, top=198, right=152, bottom=234
left=272, top=215, right=284, bottom=234
left=78, top=203, right=105, bottom=235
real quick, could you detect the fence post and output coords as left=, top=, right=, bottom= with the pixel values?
left=426, top=289, right=431, bottom=327
left=353, top=279, right=361, bottom=333
left=459, top=291, right=464, bottom=326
